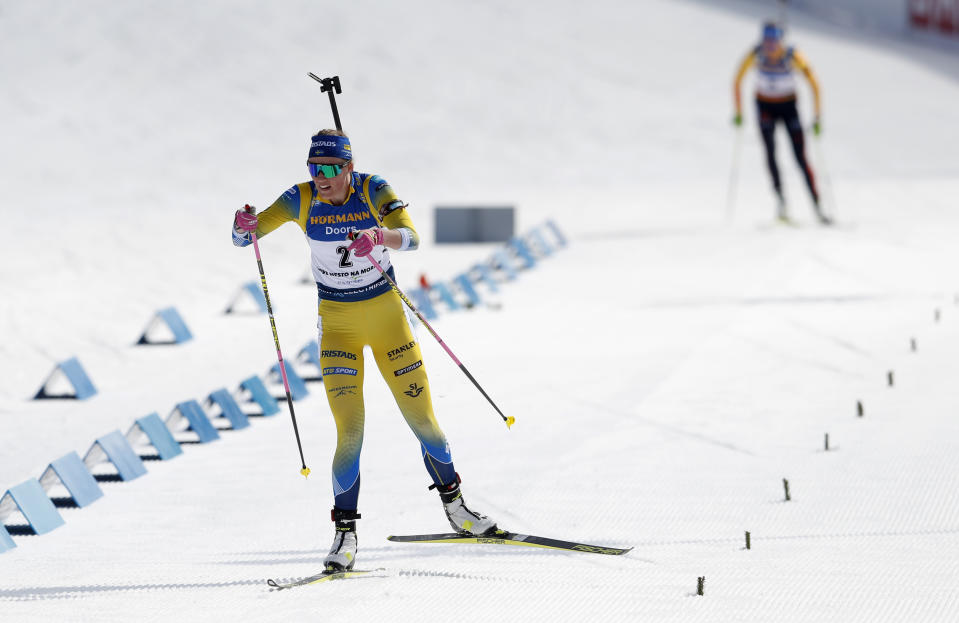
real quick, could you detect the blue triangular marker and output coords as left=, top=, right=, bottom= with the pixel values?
left=85, top=431, right=148, bottom=481
left=529, top=228, right=554, bottom=256
left=454, top=274, right=483, bottom=307
left=270, top=361, right=309, bottom=401
left=34, top=357, right=97, bottom=400
left=432, top=282, right=461, bottom=312
left=545, top=220, right=567, bottom=247
left=509, top=237, right=537, bottom=269
left=207, top=389, right=251, bottom=430
left=297, top=342, right=323, bottom=381
left=472, top=263, right=500, bottom=293
left=300, top=341, right=321, bottom=367
left=131, top=413, right=183, bottom=460
left=409, top=288, right=439, bottom=320
left=169, top=401, right=220, bottom=443
left=137, top=307, right=193, bottom=344
left=2, top=479, right=65, bottom=535
left=243, top=282, right=268, bottom=312
left=491, top=250, right=519, bottom=280
left=41, top=452, right=103, bottom=507
left=239, top=376, right=280, bottom=417
left=225, top=282, right=268, bottom=314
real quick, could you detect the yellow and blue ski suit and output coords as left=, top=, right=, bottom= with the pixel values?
left=233, top=172, right=456, bottom=511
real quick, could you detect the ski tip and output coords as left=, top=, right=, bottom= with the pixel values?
left=505, top=416, right=515, bottom=429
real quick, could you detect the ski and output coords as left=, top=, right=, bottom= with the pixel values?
left=267, top=568, right=383, bottom=590
left=387, top=531, right=631, bottom=556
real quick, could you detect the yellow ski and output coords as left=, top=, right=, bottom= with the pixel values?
left=387, top=531, right=631, bottom=556
left=267, top=568, right=384, bottom=590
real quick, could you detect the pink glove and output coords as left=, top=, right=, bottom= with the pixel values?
left=234, top=207, right=258, bottom=232
left=347, top=228, right=384, bottom=257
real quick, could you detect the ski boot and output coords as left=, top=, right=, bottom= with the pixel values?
left=431, top=475, right=499, bottom=536
left=813, top=200, right=833, bottom=226
left=324, top=508, right=359, bottom=572
left=775, top=190, right=791, bottom=224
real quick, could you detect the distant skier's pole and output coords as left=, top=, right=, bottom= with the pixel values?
left=309, top=73, right=343, bottom=131
left=246, top=207, right=310, bottom=478
left=349, top=235, right=514, bottom=429
left=725, top=126, right=744, bottom=223
left=812, top=133, right=837, bottom=221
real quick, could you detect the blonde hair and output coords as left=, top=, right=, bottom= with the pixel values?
left=315, top=128, right=348, bottom=138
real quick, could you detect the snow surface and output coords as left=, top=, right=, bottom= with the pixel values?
left=2, top=0, right=959, bottom=621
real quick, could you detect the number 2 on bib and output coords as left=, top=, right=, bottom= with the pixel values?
left=336, top=245, right=354, bottom=268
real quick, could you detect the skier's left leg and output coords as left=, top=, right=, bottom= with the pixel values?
left=784, top=103, right=824, bottom=219
left=367, top=291, right=498, bottom=535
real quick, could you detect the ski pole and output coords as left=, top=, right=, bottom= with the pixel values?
left=812, top=131, right=837, bottom=221
left=350, top=236, right=514, bottom=429
left=246, top=208, right=311, bottom=478
left=725, top=125, right=743, bottom=224
left=308, top=73, right=343, bottom=131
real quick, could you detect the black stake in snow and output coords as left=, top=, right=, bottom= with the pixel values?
left=783, top=478, right=791, bottom=501
left=911, top=337, right=917, bottom=352
left=935, top=308, right=941, bottom=323
left=697, top=576, right=705, bottom=596
left=745, top=531, right=751, bottom=550
left=308, top=73, right=343, bottom=131
left=888, top=370, right=895, bottom=387
left=824, top=433, right=830, bottom=451
left=857, top=401, right=864, bottom=417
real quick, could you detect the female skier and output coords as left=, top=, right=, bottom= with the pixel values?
left=232, top=129, right=496, bottom=571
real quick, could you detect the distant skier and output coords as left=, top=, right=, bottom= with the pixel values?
left=733, top=21, right=830, bottom=225
left=232, top=129, right=497, bottom=572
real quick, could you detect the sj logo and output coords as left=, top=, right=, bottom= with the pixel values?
left=404, top=383, right=424, bottom=398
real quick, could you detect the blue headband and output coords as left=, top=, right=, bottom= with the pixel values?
left=309, top=134, right=352, bottom=161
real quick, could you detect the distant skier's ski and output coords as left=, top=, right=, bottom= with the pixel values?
left=388, top=531, right=631, bottom=556
left=267, top=568, right=383, bottom=590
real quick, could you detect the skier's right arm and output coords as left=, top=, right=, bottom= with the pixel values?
left=732, top=49, right=757, bottom=124
left=231, top=186, right=302, bottom=247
